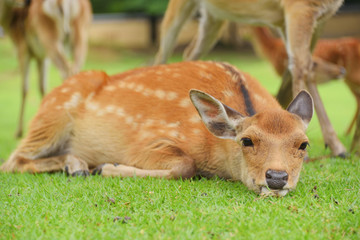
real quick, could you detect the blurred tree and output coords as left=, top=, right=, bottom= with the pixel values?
left=90, top=0, right=168, bottom=15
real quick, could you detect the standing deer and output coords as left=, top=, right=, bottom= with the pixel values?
left=153, top=0, right=346, bottom=157
left=252, top=26, right=360, bottom=153
left=0, top=61, right=314, bottom=197
left=0, top=0, right=92, bottom=138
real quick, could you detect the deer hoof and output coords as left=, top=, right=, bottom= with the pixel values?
left=71, top=170, right=90, bottom=177
left=64, top=166, right=89, bottom=177
left=337, top=152, right=349, bottom=159
left=92, top=164, right=105, bottom=176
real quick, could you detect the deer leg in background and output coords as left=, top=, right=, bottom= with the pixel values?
left=183, top=9, right=226, bottom=61
left=306, top=23, right=346, bottom=157
left=278, top=2, right=347, bottom=157
left=15, top=44, right=31, bottom=139
left=72, top=24, right=88, bottom=75
left=351, top=108, right=360, bottom=154
left=35, top=20, right=71, bottom=79
left=37, top=58, right=49, bottom=97
left=276, top=68, right=293, bottom=107
left=153, top=0, right=197, bottom=65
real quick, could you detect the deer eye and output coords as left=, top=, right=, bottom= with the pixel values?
left=299, top=142, right=309, bottom=150
left=241, top=138, right=254, bottom=147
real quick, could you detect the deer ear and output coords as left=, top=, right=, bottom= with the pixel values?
left=189, top=89, right=243, bottom=139
left=286, top=90, right=314, bottom=129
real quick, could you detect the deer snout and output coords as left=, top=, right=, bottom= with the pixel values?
left=265, top=169, right=288, bottom=189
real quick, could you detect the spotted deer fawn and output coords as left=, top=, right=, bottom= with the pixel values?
left=0, top=61, right=314, bottom=197
left=252, top=26, right=360, bottom=153
left=153, top=0, right=346, bottom=157
left=0, top=0, right=92, bottom=138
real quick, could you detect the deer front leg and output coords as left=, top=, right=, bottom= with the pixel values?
left=36, top=58, right=49, bottom=97
left=15, top=44, right=31, bottom=138
left=307, top=83, right=347, bottom=157
left=351, top=104, right=360, bottom=154
left=36, top=25, right=72, bottom=79
left=153, top=0, right=197, bottom=65
left=64, top=155, right=90, bottom=176
left=183, top=9, right=226, bottom=61
left=283, top=2, right=315, bottom=96
left=71, top=22, right=88, bottom=75
left=92, top=144, right=196, bottom=179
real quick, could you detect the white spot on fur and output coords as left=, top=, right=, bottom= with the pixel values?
left=64, top=92, right=82, bottom=110
left=155, top=89, right=166, bottom=99
left=179, top=134, right=186, bottom=141
left=127, top=82, right=135, bottom=90
left=125, top=116, right=134, bottom=124
left=50, top=97, right=57, bottom=104
left=192, top=129, right=201, bottom=134
left=172, top=73, right=181, bottom=78
left=166, top=91, right=178, bottom=101
left=189, top=114, right=201, bottom=123
left=143, top=88, right=154, bottom=97
left=145, top=119, right=154, bottom=126
left=116, top=108, right=125, bottom=117
left=253, top=93, right=266, bottom=104
left=223, top=90, right=234, bottom=98
left=168, top=130, right=179, bottom=138
left=196, top=62, right=208, bottom=69
left=134, top=84, right=144, bottom=93
left=104, top=85, right=116, bottom=91
left=215, top=63, right=226, bottom=70
left=179, top=98, right=191, bottom=108
left=167, top=121, right=180, bottom=128
left=86, top=92, right=95, bottom=102
left=86, top=101, right=99, bottom=111
left=225, top=71, right=233, bottom=78
left=56, top=105, right=63, bottom=110
left=61, top=88, right=69, bottom=93
left=200, top=71, right=212, bottom=80
left=106, top=105, right=116, bottom=113
left=118, top=82, right=127, bottom=88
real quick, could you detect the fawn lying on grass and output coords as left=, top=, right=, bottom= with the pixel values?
left=153, top=0, right=345, bottom=157
left=0, top=0, right=92, bottom=138
left=252, top=26, right=360, bottom=153
left=0, top=61, right=313, bottom=196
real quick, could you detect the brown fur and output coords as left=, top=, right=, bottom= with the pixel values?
left=0, top=0, right=92, bottom=138
left=252, top=26, right=360, bottom=153
left=0, top=61, right=313, bottom=196
left=153, top=0, right=346, bottom=156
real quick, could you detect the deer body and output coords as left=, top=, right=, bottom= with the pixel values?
left=154, top=0, right=343, bottom=94
left=1, top=61, right=313, bottom=196
left=0, top=0, right=92, bottom=137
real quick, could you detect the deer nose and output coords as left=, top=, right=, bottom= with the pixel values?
left=265, top=169, right=288, bottom=189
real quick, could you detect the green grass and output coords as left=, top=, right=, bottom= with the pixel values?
left=0, top=37, right=359, bottom=239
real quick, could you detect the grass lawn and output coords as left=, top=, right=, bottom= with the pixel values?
left=0, top=37, right=359, bottom=239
